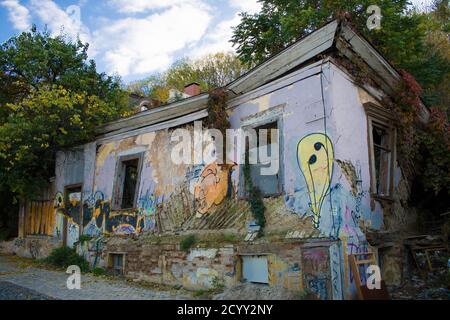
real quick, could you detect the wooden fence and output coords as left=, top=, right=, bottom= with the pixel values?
left=24, top=200, right=55, bottom=236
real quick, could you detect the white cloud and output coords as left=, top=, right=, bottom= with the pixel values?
left=108, top=0, right=207, bottom=13
left=189, top=14, right=240, bottom=57
left=229, top=0, right=261, bottom=14
left=92, top=3, right=212, bottom=77
left=1, top=0, right=31, bottom=31
left=29, top=0, right=91, bottom=44
left=189, top=0, right=261, bottom=58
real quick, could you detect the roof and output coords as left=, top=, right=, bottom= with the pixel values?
left=96, top=19, right=426, bottom=141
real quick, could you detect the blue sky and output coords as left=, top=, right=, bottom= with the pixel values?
left=0, top=0, right=434, bottom=83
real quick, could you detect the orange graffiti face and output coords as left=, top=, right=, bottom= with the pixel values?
left=194, top=163, right=229, bottom=215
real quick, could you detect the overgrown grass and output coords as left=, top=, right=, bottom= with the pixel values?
left=44, top=247, right=89, bottom=272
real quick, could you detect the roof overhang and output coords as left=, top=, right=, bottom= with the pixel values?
left=95, top=19, right=428, bottom=139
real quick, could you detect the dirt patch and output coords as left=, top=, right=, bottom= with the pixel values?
left=213, top=283, right=314, bottom=300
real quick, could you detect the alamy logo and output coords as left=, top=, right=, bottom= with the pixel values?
left=170, top=121, right=280, bottom=175
left=367, top=5, right=382, bottom=30
left=366, top=265, right=382, bottom=290
left=66, top=265, right=81, bottom=290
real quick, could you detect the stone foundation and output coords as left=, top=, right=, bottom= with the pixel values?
left=1, top=236, right=62, bottom=259
left=97, top=236, right=337, bottom=298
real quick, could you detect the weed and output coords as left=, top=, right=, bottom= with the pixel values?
left=180, top=235, right=196, bottom=252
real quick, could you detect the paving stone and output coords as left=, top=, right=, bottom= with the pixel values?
left=0, top=255, right=190, bottom=300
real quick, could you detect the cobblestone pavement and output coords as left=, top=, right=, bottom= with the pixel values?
left=0, top=281, right=55, bottom=300
left=0, top=255, right=190, bottom=300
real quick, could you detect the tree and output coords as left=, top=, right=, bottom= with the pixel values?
left=0, top=27, right=129, bottom=235
left=128, top=52, right=247, bottom=103
left=233, top=1, right=432, bottom=68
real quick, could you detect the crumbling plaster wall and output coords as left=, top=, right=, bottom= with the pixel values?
left=50, top=60, right=414, bottom=298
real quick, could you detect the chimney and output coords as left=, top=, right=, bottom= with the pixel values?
left=184, top=82, right=201, bottom=96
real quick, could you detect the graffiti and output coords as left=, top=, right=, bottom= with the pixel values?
left=27, top=239, right=41, bottom=259
left=193, top=163, right=232, bottom=216
left=82, top=190, right=159, bottom=236
left=302, top=247, right=332, bottom=300
left=330, top=243, right=343, bottom=300
left=347, top=241, right=369, bottom=284
left=55, top=192, right=64, bottom=209
left=297, top=133, right=334, bottom=228
left=307, top=276, right=329, bottom=300
left=135, top=189, right=159, bottom=233
left=83, top=191, right=109, bottom=236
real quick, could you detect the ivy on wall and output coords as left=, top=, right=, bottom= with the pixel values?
left=206, top=89, right=266, bottom=230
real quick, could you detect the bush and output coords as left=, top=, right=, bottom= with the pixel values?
left=78, top=235, right=92, bottom=245
left=44, top=246, right=89, bottom=272
left=92, top=267, right=107, bottom=276
left=180, top=235, right=196, bottom=252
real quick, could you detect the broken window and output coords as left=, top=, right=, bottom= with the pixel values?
left=372, top=124, right=392, bottom=196
left=245, top=121, right=281, bottom=197
left=365, top=103, right=396, bottom=198
left=112, top=154, right=143, bottom=210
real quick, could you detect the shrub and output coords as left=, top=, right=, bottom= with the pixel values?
left=78, top=235, right=92, bottom=244
left=92, top=267, right=107, bottom=276
left=44, top=246, right=89, bottom=272
left=180, top=235, right=196, bottom=252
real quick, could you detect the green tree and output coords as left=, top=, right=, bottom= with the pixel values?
left=128, top=52, right=247, bottom=103
left=0, top=27, right=129, bottom=230
left=232, top=1, right=429, bottom=68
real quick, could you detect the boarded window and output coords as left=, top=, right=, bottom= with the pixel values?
left=246, top=121, right=281, bottom=196
left=241, top=255, right=269, bottom=284
left=112, top=154, right=143, bottom=210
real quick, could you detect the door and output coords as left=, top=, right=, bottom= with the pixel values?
left=64, top=185, right=82, bottom=248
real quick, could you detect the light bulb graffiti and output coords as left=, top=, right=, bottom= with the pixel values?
left=297, top=133, right=334, bottom=228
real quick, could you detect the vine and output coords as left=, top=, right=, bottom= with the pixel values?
left=386, top=69, right=449, bottom=195
left=336, top=51, right=449, bottom=197
left=243, top=149, right=266, bottom=229
left=206, top=88, right=266, bottom=230
left=205, top=88, right=230, bottom=134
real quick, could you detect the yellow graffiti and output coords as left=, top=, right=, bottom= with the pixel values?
left=194, top=163, right=231, bottom=216
left=297, top=133, right=334, bottom=228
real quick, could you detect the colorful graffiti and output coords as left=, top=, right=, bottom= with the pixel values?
left=297, top=133, right=334, bottom=228
left=82, top=190, right=159, bottom=236
left=193, top=163, right=232, bottom=216
left=83, top=191, right=109, bottom=236
left=302, top=247, right=332, bottom=300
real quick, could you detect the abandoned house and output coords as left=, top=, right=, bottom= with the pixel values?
left=10, top=20, right=431, bottom=300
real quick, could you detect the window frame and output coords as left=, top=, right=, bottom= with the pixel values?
left=239, top=115, right=284, bottom=198
left=364, top=102, right=396, bottom=200
left=112, top=153, right=144, bottom=211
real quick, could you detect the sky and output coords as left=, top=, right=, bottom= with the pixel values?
left=0, top=0, right=436, bottom=83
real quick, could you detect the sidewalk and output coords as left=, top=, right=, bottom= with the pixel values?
left=0, top=254, right=190, bottom=300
